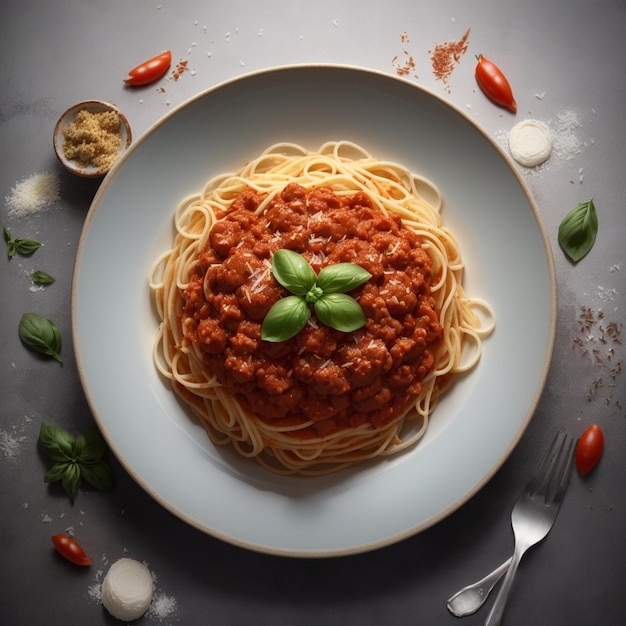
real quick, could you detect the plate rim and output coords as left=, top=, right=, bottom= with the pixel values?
left=71, top=63, right=557, bottom=557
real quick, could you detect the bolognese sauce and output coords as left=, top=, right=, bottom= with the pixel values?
left=180, top=182, right=443, bottom=437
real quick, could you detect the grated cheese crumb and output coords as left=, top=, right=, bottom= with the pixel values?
left=6, top=172, right=61, bottom=217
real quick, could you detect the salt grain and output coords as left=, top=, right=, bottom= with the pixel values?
left=146, top=593, right=178, bottom=621
left=6, top=172, right=61, bottom=218
left=551, top=110, right=583, bottom=161
left=0, top=428, right=25, bottom=461
left=0, top=417, right=31, bottom=461
left=88, top=576, right=103, bottom=603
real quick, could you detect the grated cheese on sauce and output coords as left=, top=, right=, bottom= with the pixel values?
left=6, top=172, right=61, bottom=217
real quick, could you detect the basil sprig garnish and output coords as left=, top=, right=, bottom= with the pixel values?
left=18, top=312, right=63, bottom=362
left=4, top=226, right=42, bottom=259
left=39, top=423, right=114, bottom=503
left=32, top=270, right=56, bottom=285
left=261, top=249, right=371, bottom=342
left=558, top=199, right=598, bottom=262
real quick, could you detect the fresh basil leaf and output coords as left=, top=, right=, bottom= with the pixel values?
left=80, top=461, right=115, bottom=492
left=40, top=423, right=115, bottom=502
left=61, top=463, right=81, bottom=503
left=32, top=270, right=55, bottom=285
left=4, top=227, right=16, bottom=258
left=4, top=227, right=43, bottom=258
left=314, top=293, right=367, bottom=332
left=304, top=284, right=324, bottom=304
left=261, top=295, right=311, bottom=342
left=44, top=461, right=72, bottom=483
left=39, top=423, right=74, bottom=462
left=14, top=237, right=43, bottom=256
left=271, top=249, right=316, bottom=296
left=264, top=251, right=371, bottom=340
left=72, top=434, right=85, bottom=459
left=558, top=199, right=598, bottom=262
left=18, top=312, right=63, bottom=362
left=316, top=263, right=372, bottom=294
left=75, top=428, right=107, bottom=464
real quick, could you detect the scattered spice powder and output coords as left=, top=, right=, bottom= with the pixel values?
left=63, top=109, right=122, bottom=170
left=429, top=27, right=471, bottom=92
left=572, top=304, right=623, bottom=411
left=392, top=32, right=418, bottom=78
left=171, top=59, right=189, bottom=81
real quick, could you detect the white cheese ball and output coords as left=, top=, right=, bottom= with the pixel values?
left=508, top=119, right=553, bottom=167
left=101, top=558, right=154, bottom=621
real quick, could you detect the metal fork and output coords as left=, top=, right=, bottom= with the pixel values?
left=447, top=556, right=512, bottom=617
left=447, top=432, right=575, bottom=619
left=478, top=431, right=575, bottom=625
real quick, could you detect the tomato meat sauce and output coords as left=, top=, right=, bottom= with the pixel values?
left=181, top=183, right=443, bottom=437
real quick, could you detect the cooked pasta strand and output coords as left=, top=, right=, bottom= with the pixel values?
left=151, top=142, right=494, bottom=475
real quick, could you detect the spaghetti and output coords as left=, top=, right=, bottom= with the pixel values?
left=150, top=141, right=494, bottom=474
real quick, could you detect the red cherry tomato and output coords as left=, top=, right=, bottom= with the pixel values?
left=51, top=534, right=92, bottom=566
left=124, top=50, right=172, bottom=86
left=575, top=424, right=604, bottom=476
left=475, top=54, right=517, bottom=113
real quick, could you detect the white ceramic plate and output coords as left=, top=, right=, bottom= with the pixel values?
left=72, top=65, right=556, bottom=557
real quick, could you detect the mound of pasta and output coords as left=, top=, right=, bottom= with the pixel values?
left=151, top=141, right=493, bottom=474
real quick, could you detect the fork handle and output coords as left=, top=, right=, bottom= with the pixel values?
left=484, top=545, right=525, bottom=626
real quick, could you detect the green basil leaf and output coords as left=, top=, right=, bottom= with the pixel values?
left=14, top=237, right=43, bottom=256
left=75, top=427, right=107, bottom=464
left=32, top=270, right=56, bottom=285
left=4, top=227, right=43, bottom=258
left=261, top=295, right=311, bottom=342
left=558, top=199, right=598, bottom=262
left=271, top=249, right=316, bottom=296
left=39, top=423, right=74, bottom=462
left=18, top=312, right=63, bottom=362
left=4, top=227, right=16, bottom=258
left=316, top=263, right=372, bottom=294
left=80, top=461, right=115, bottom=492
left=44, top=461, right=72, bottom=483
left=61, top=463, right=81, bottom=503
left=314, top=293, right=367, bottom=332
left=72, top=434, right=85, bottom=459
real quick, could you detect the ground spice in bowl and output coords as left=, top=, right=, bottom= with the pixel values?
left=53, top=100, right=132, bottom=177
left=63, top=109, right=122, bottom=170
